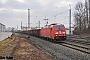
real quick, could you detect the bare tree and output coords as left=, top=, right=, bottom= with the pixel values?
left=74, top=2, right=85, bottom=34
left=83, top=0, right=89, bottom=32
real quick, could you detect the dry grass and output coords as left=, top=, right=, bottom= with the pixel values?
left=0, top=34, right=19, bottom=57
left=13, top=37, right=58, bottom=60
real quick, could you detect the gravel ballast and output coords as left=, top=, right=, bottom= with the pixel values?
left=24, top=35, right=90, bottom=60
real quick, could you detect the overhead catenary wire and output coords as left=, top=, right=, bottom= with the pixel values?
left=31, top=3, right=76, bottom=24
left=31, top=0, right=69, bottom=18
left=44, top=0, right=69, bottom=15
left=49, top=6, right=75, bottom=20
left=49, top=10, right=69, bottom=19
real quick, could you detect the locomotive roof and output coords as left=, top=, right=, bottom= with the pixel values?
left=50, top=23, right=57, bottom=25
left=50, top=24, right=64, bottom=26
left=43, top=23, right=64, bottom=28
left=50, top=23, right=64, bottom=25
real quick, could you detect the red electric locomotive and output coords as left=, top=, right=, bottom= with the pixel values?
left=40, top=23, right=66, bottom=41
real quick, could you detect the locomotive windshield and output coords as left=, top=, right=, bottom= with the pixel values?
left=54, top=26, right=65, bottom=30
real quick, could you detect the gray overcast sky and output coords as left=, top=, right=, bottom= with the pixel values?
left=0, top=0, right=85, bottom=29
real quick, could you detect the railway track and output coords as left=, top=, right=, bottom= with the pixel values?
left=30, top=35, right=90, bottom=55
left=22, top=34, right=90, bottom=55
left=62, top=36, right=90, bottom=54
left=40, top=36, right=90, bottom=55
left=60, top=41, right=90, bottom=55
left=67, top=35, right=90, bottom=39
left=67, top=38, right=90, bottom=46
left=66, top=36, right=90, bottom=46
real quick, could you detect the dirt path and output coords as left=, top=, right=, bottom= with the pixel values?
left=13, top=36, right=60, bottom=60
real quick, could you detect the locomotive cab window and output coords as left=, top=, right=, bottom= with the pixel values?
left=54, top=26, right=65, bottom=30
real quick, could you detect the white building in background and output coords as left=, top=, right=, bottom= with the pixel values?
left=6, top=27, right=13, bottom=32
left=66, top=29, right=73, bottom=34
left=6, top=27, right=17, bottom=32
left=2, top=24, right=6, bottom=32
left=0, top=23, right=6, bottom=32
left=66, top=28, right=74, bottom=35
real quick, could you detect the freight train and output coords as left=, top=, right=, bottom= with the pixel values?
left=21, top=23, right=67, bottom=42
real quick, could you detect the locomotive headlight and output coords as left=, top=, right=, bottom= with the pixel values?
left=62, top=32, right=65, bottom=34
left=55, top=32, right=58, bottom=34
